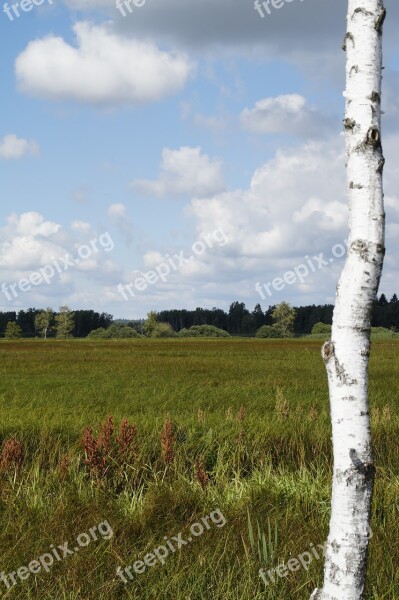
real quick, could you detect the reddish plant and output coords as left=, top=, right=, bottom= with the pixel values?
left=97, top=415, right=114, bottom=453
left=160, top=418, right=175, bottom=465
left=81, top=426, right=106, bottom=478
left=0, top=438, right=24, bottom=473
left=195, top=458, right=209, bottom=490
left=117, top=419, right=137, bottom=463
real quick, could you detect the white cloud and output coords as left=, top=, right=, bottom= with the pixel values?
left=0, top=212, right=62, bottom=270
left=0, top=134, right=40, bottom=159
left=171, top=134, right=399, bottom=308
left=133, top=146, right=226, bottom=198
left=186, top=137, right=349, bottom=285
left=71, top=220, right=92, bottom=233
left=0, top=212, right=122, bottom=291
left=15, top=22, right=193, bottom=106
left=3, top=132, right=399, bottom=316
left=142, top=251, right=165, bottom=268
left=293, top=198, right=347, bottom=231
left=8, top=212, right=60, bottom=238
left=240, top=94, right=335, bottom=138
left=108, top=203, right=126, bottom=218
left=107, top=137, right=350, bottom=313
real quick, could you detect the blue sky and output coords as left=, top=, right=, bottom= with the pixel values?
left=1, top=0, right=398, bottom=318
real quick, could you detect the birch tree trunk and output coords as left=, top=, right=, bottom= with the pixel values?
left=311, top=1, right=386, bottom=599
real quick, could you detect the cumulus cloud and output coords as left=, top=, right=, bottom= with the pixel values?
left=0, top=212, right=62, bottom=270
left=293, top=198, right=347, bottom=231
left=132, top=146, right=226, bottom=198
left=15, top=22, right=193, bottom=106
left=5, top=135, right=396, bottom=315
left=109, top=137, right=351, bottom=312
left=170, top=133, right=399, bottom=307
left=0, top=212, right=121, bottom=287
left=0, top=134, right=40, bottom=159
left=240, top=94, right=336, bottom=138
left=186, top=137, right=350, bottom=288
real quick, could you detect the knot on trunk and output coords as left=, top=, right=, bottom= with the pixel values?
left=370, top=90, right=381, bottom=104
left=366, top=127, right=381, bottom=146
left=322, top=341, right=334, bottom=362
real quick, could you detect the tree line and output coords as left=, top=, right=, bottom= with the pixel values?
left=0, top=307, right=112, bottom=339
left=0, top=293, right=397, bottom=338
left=158, top=293, right=399, bottom=336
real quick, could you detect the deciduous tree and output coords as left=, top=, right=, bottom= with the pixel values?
left=4, top=321, right=21, bottom=339
left=271, top=302, right=295, bottom=338
left=312, top=1, right=386, bottom=598
left=55, top=306, right=75, bottom=339
left=34, top=307, right=53, bottom=339
left=144, top=311, right=158, bottom=337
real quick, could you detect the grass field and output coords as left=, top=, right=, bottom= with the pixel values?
left=0, top=338, right=398, bottom=599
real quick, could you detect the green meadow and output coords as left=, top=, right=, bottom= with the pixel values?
left=0, top=338, right=398, bottom=599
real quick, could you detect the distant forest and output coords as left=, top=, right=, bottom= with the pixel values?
left=157, top=294, right=399, bottom=336
left=0, top=294, right=398, bottom=338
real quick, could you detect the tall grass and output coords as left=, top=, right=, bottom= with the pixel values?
left=0, top=338, right=398, bottom=598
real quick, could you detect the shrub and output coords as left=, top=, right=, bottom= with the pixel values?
left=87, top=327, right=107, bottom=338
left=255, top=325, right=283, bottom=338
left=311, top=322, right=332, bottom=335
left=371, top=327, right=398, bottom=339
left=87, top=324, right=142, bottom=339
left=177, top=328, right=194, bottom=338
left=151, top=323, right=177, bottom=338
left=177, top=325, right=230, bottom=338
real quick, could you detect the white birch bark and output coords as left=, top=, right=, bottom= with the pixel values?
left=311, top=1, right=386, bottom=599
